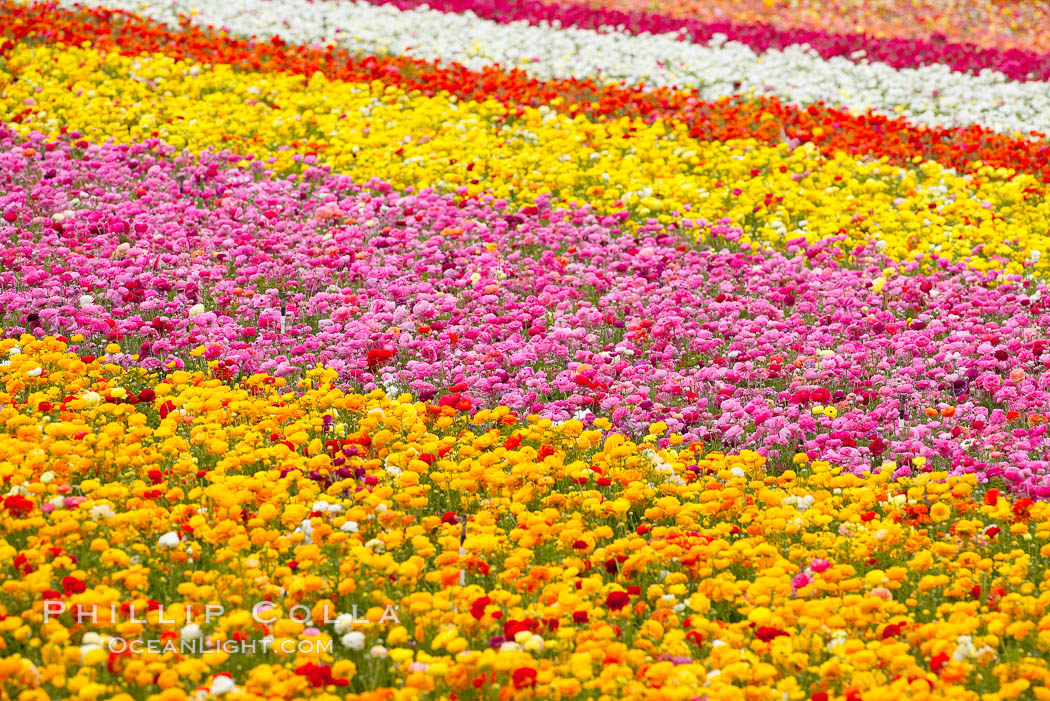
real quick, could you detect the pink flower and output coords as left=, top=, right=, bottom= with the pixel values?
left=809, top=559, right=831, bottom=573
left=870, top=587, right=893, bottom=601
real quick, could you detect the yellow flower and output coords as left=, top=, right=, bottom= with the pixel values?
left=930, top=502, right=952, bottom=522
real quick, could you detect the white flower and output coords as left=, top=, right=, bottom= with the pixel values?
left=333, top=614, right=356, bottom=636
left=295, top=518, right=314, bottom=544
left=158, top=531, right=180, bottom=548
left=341, top=631, right=366, bottom=650
left=952, top=635, right=976, bottom=662
left=79, top=642, right=102, bottom=662
left=180, top=624, right=202, bottom=642
left=340, top=520, right=359, bottom=533
left=26, top=367, right=42, bottom=377
left=781, top=494, right=815, bottom=513
left=209, top=676, right=236, bottom=695
left=826, top=630, right=847, bottom=651
left=90, top=504, right=115, bottom=521
left=81, top=391, right=101, bottom=406
left=523, top=634, right=544, bottom=653
left=188, top=303, right=206, bottom=318
left=369, top=644, right=388, bottom=658
left=78, top=295, right=94, bottom=308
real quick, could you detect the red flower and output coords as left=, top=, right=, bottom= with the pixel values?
left=512, top=667, right=537, bottom=689
left=572, top=610, right=588, bottom=624
left=470, top=596, right=491, bottom=621
left=438, top=393, right=462, bottom=408
left=3, top=495, right=33, bottom=517
left=1012, top=497, right=1034, bottom=521
left=605, top=591, right=630, bottom=611
left=755, top=626, right=788, bottom=642
left=930, top=651, right=950, bottom=673
left=366, top=348, right=395, bottom=370
left=61, top=576, right=86, bottom=595
left=295, top=663, right=347, bottom=688
left=984, top=489, right=999, bottom=506
left=881, top=622, right=902, bottom=639
left=107, top=646, right=132, bottom=674
left=810, top=387, right=831, bottom=403
left=503, top=619, right=535, bottom=638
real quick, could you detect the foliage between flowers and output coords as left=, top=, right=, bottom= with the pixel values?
left=3, top=338, right=1050, bottom=701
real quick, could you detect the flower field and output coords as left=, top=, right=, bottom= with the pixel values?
left=2, top=0, right=1050, bottom=699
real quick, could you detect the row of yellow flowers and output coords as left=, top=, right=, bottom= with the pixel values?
left=2, top=336, right=1050, bottom=700
left=1, top=43, right=1048, bottom=275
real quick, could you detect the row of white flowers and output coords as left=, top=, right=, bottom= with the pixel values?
left=70, top=0, right=1050, bottom=138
